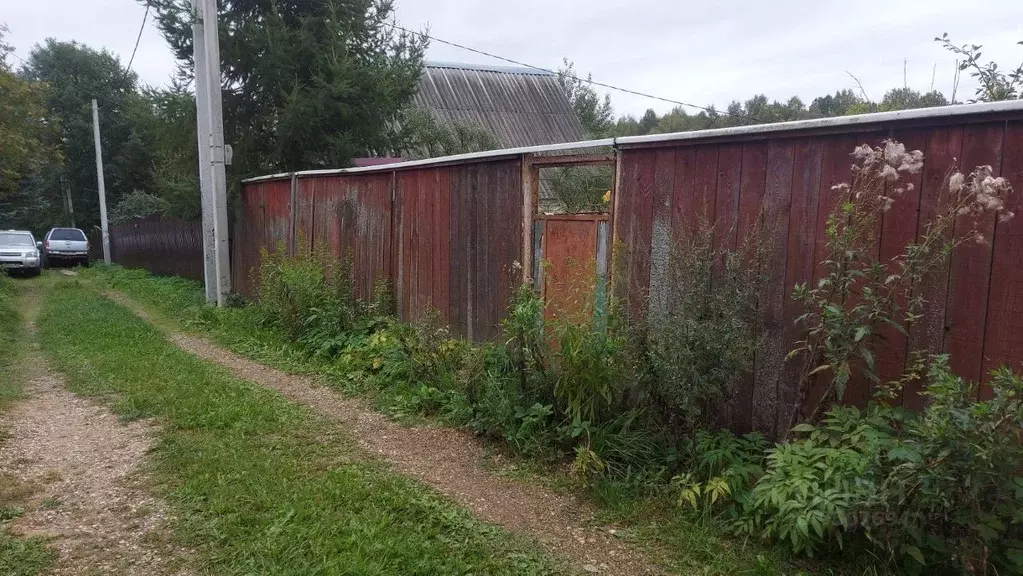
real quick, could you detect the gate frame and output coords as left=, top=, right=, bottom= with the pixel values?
left=520, top=152, right=617, bottom=316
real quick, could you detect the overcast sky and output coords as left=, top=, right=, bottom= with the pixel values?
left=3, top=0, right=1022, bottom=117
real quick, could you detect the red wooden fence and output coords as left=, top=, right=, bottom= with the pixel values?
left=232, top=102, right=1023, bottom=436
left=234, top=158, right=526, bottom=342
left=614, top=114, right=1023, bottom=435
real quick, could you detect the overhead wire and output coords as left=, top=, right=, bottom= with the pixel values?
left=124, top=3, right=150, bottom=79
left=384, top=21, right=745, bottom=119
left=43, top=2, right=150, bottom=112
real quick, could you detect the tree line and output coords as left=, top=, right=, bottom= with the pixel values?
left=561, top=35, right=1023, bottom=141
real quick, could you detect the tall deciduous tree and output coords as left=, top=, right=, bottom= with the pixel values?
left=0, top=25, right=60, bottom=204
left=809, top=89, right=866, bottom=117
left=19, top=39, right=154, bottom=231
left=126, top=85, right=201, bottom=219
left=147, top=0, right=427, bottom=174
left=878, top=87, right=948, bottom=111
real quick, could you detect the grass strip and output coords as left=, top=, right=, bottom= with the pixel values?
left=37, top=279, right=563, bottom=575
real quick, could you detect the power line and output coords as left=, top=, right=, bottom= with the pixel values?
left=385, top=21, right=733, bottom=117
left=125, top=3, right=151, bottom=78
left=74, top=0, right=151, bottom=112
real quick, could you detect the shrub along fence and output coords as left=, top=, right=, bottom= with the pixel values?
left=225, top=102, right=1023, bottom=437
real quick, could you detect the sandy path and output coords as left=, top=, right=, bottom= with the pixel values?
left=110, top=290, right=662, bottom=575
left=0, top=292, right=190, bottom=575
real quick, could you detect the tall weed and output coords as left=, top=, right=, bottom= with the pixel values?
left=644, top=223, right=765, bottom=433
left=864, top=358, right=1023, bottom=574
left=725, top=357, right=1023, bottom=573
left=788, top=144, right=1014, bottom=428
left=255, top=242, right=370, bottom=354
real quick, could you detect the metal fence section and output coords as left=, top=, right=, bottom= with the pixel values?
left=235, top=158, right=525, bottom=342
left=231, top=178, right=290, bottom=297
left=102, top=217, right=205, bottom=281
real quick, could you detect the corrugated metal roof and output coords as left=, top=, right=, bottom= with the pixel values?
left=414, top=61, right=586, bottom=148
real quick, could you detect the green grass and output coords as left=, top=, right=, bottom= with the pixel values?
left=0, top=534, right=55, bottom=576
left=36, top=279, right=564, bottom=575
left=0, top=274, right=57, bottom=576
left=81, top=265, right=329, bottom=375
left=82, top=265, right=838, bottom=575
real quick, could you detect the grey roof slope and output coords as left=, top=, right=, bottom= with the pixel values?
left=414, top=61, right=586, bottom=148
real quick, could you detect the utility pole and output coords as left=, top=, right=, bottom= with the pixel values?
left=192, top=0, right=216, bottom=303
left=91, top=99, right=111, bottom=264
left=193, top=0, right=231, bottom=305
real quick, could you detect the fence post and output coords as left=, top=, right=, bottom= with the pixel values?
left=521, top=154, right=536, bottom=285
left=289, top=173, right=298, bottom=256
left=608, top=148, right=622, bottom=295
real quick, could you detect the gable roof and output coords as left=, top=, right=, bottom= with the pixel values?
left=414, top=61, right=586, bottom=148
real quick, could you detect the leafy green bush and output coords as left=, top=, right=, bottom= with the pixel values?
left=255, top=243, right=365, bottom=350
left=863, top=357, right=1023, bottom=574
left=722, top=356, right=1023, bottom=572
left=462, top=344, right=519, bottom=438
left=644, top=223, right=764, bottom=433
left=542, top=164, right=613, bottom=213
left=553, top=307, right=628, bottom=426
left=108, top=190, right=169, bottom=224
left=675, top=430, right=768, bottom=511
left=503, top=285, right=554, bottom=408
left=739, top=436, right=871, bottom=556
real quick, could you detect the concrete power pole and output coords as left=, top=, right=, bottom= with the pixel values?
left=192, top=0, right=216, bottom=303
left=91, top=99, right=111, bottom=264
left=193, top=0, right=231, bottom=305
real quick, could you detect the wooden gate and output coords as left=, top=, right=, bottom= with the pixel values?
left=524, top=152, right=616, bottom=322
left=533, top=213, right=611, bottom=321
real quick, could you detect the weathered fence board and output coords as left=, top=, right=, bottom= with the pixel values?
left=752, top=140, right=795, bottom=434
left=777, top=138, right=823, bottom=432
left=233, top=178, right=290, bottom=298
left=945, top=123, right=1004, bottom=387
left=874, top=128, right=927, bottom=391
left=904, top=126, right=962, bottom=409
left=981, top=121, right=1023, bottom=399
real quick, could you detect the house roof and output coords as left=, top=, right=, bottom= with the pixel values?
left=414, top=61, right=586, bottom=148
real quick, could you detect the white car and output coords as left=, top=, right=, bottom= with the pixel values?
left=43, top=227, right=90, bottom=267
left=0, top=230, right=42, bottom=276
